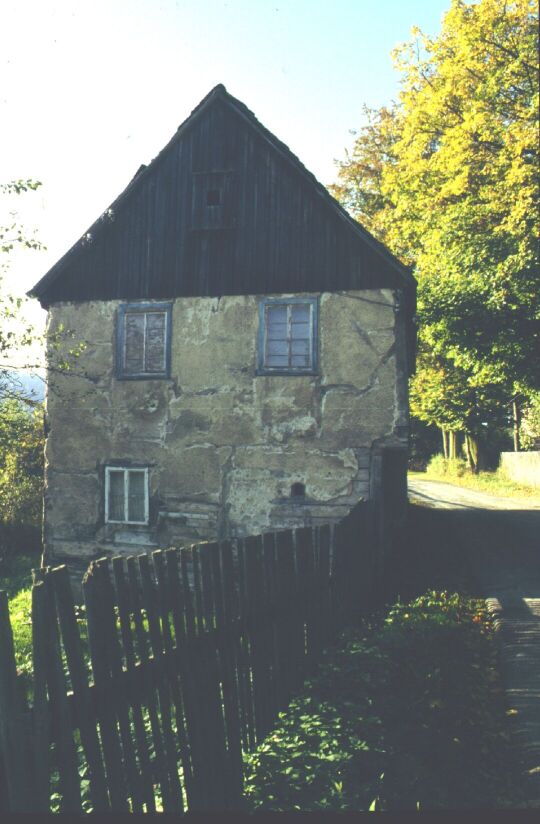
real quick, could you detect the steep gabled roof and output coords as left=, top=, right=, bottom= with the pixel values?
left=29, top=84, right=415, bottom=304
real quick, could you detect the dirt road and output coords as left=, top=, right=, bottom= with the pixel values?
left=408, top=477, right=540, bottom=804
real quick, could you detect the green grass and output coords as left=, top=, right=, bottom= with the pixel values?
left=244, top=591, right=526, bottom=811
left=0, top=552, right=38, bottom=679
left=410, top=457, right=539, bottom=500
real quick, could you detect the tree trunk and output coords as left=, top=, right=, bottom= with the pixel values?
left=465, top=434, right=480, bottom=474
left=442, top=429, right=449, bottom=459
left=513, top=399, right=521, bottom=452
left=449, top=431, right=457, bottom=460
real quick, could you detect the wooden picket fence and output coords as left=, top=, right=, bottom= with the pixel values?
left=0, top=501, right=378, bottom=813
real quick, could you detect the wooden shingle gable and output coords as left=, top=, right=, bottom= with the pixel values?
left=29, top=84, right=415, bottom=309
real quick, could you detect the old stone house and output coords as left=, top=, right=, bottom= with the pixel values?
left=30, top=85, right=416, bottom=566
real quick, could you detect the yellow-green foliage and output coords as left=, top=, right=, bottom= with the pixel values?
left=333, top=0, right=539, bottom=436
left=8, top=586, right=32, bottom=677
left=0, top=398, right=44, bottom=528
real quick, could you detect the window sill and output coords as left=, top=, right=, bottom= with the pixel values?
left=116, top=373, right=172, bottom=381
left=256, top=369, right=319, bottom=377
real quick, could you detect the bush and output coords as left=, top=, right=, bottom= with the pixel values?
left=243, top=630, right=387, bottom=811
left=426, top=455, right=469, bottom=478
left=244, top=591, right=523, bottom=811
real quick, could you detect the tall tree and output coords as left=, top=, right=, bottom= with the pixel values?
left=332, top=0, right=539, bottom=466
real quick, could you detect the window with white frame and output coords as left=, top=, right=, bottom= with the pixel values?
left=258, top=297, right=318, bottom=374
left=105, top=467, right=149, bottom=524
left=116, top=302, right=172, bottom=379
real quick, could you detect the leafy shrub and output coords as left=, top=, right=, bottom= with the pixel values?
left=244, top=630, right=387, bottom=810
left=244, top=592, right=523, bottom=811
left=426, top=454, right=469, bottom=478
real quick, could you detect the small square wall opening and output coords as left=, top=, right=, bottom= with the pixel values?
left=206, top=189, right=221, bottom=206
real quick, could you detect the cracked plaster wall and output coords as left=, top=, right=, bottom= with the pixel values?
left=44, top=290, right=408, bottom=562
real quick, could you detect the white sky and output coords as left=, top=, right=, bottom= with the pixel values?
left=1, top=0, right=449, bottom=357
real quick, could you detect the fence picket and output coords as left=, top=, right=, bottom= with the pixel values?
left=126, top=555, right=170, bottom=808
left=30, top=582, right=50, bottom=811
left=50, top=566, right=109, bottom=812
left=112, top=556, right=156, bottom=812
left=210, top=542, right=244, bottom=808
left=83, top=562, right=129, bottom=811
left=153, top=549, right=193, bottom=807
left=37, top=574, right=82, bottom=812
left=138, top=553, right=184, bottom=811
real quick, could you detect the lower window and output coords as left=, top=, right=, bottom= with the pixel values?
left=105, top=466, right=149, bottom=524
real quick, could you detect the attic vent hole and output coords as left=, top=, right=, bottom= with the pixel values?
left=207, top=189, right=221, bottom=206
left=291, top=482, right=306, bottom=498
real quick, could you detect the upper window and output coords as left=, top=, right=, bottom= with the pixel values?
left=116, top=302, right=172, bottom=380
left=258, top=297, right=318, bottom=375
left=105, top=466, right=149, bottom=525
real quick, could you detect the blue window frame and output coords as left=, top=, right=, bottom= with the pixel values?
left=257, top=296, right=318, bottom=375
left=116, top=301, right=172, bottom=380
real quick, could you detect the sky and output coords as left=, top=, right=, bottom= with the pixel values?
left=1, top=0, right=451, bottom=352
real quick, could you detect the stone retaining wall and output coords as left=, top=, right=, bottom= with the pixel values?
left=500, top=451, right=540, bottom=488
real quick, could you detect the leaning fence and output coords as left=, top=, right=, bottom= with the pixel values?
left=0, top=501, right=378, bottom=812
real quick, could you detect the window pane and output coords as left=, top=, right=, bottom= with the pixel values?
left=291, top=304, right=310, bottom=323
left=266, top=354, right=289, bottom=367
left=267, top=305, right=287, bottom=325
left=267, top=339, right=288, bottom=356
left=291, top=339, right=309, bottom=356
left=124, top=313, right=145, bottom=374
left=267, top=322, right=287, bottom=342
left=108, top=471, right=125, bottom=521
left=291, top=354, right=311, bottom=367
left=128, top=471, right=146, bottom=522
left=145, top=312, right=166, bottom=373
left=291, top=321, right=310, bottom=340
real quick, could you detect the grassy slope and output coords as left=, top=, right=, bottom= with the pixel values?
left=0, top=553, right=37, bottom=677
left=409, top=468, right=539, bottom=501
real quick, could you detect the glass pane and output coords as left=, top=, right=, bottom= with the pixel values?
left=291, top=339, right=309, bottom=356
left=267, top=322, right=287, bottom=341
left=128, top=471, right=146, bottom=522
left=267, top=339, right=288, bottom=356
left=108, top=471, right=125, bottom=521
left=267, top=305, right=287, bottom=325
left=291, top=321, right=310, bottom=340
left=145, top=312, right=166, bottom=373
left=291, top=304, right=310, bottom=323
left=266, top=354, right=289, bottom=367
left=291, top=354, right=311, bottom=367
left=124, top=313, right=145, bottom=374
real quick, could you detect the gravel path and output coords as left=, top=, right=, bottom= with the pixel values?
left=408, top=478, right=540, bottom=805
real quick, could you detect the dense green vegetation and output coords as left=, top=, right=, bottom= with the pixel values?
left=244, top=591, right=524, bottom=811
left=0, top=553, right=35, bottom=681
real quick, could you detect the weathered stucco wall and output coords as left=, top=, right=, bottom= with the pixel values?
left=44, top=290, right=408, bottom=562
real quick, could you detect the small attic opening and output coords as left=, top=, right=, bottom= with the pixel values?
left=290, top=482, right=306, bottom=499
left=206, top=189, right=221, bottom=206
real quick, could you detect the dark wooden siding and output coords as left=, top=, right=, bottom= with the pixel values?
left=37, top=98, right=409, bottom=305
